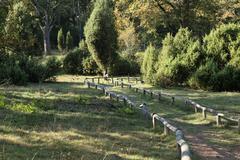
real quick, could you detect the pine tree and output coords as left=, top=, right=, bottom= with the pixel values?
left=84, top=0, right=117, bottom=75
left=57, top=28, right=64, bottom=51
left=66, top=31, right=73, bottom=51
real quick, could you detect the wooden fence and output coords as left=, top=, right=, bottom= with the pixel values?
left=85, top=79, right=192, bottom=160
left=85, top=77, right=240, bottom=133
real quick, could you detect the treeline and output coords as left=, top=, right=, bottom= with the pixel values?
left=141, top=24, right=240, bottom=91
left=0, top=0, right=240, bottom=91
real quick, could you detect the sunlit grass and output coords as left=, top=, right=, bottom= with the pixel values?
left=0, top=76, right=178, bottom=160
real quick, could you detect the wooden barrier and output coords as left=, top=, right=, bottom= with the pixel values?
left=85, top=79, right=192, bottom=160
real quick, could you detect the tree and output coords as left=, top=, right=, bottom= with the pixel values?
left=141, top=44, right=159, bottom=83
left=66, top=31, right=73, bottom=51
left=85, top=0, right=118, bottom=75
left=31, top=0, right=62, bottom=54
left=57, top=28, right=64, bottom=51
left=4, top=1, right=39, bottom=53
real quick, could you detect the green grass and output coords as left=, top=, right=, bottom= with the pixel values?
left=0, top=76, right=178, bottom=160
left=106, top=83, right=240, bottom=159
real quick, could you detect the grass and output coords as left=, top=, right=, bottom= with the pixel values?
left=0, top=76, right=178, bottom=160
left=105, top=81, right=240, bottom=159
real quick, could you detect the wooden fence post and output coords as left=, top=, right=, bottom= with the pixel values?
left=123, top=98, right=127, bottom=105
left=121, top=82, right=124, bottom=88
left=136, top=78, right=138, bottom=84
left=87, top=82, right=90, bottom=88
left=92, top=78, right=94, bottom=83
left=109, top=93, right=112, bottom=100
left=176, top=143, right=181, bottom=158
left=116, top=96, right=119, bottom=102
left=98, top=77, right=100, bottom=84
left=216, top=114, right=221, bottom=126
left=143, top=89, right=146, bottom=95
left=152, top=114, right=156, bottom=129
left=102, top=88, right=105, bottom=94
left=128, top=75, right=130, bottom=82
left=95, top=85, right=97, bottom=89
left=164, top=125, right=169, bottom=135
left=150, top=92, right=153, bottom=98
left=129, top=84, right=132, bottom=89
left=158, top=93, right=161, bottom=101
left=194, top=106, right=198, bottom=113
left=135, top=88, right=138, bottom=92
left=111, top=77, right=114, bottom=84
left=171, top=97, right=175, bottom=105
left=202, top=108, right=207, bottom=119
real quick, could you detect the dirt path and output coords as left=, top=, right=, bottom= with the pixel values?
left=184, top=131, right=239, bottom=160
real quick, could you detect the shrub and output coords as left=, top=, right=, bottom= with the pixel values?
left=141, top=44, right=159, bottom=83
left=66, top=31, right=73, bottom=51
left=57, top=28, right=65, bottom=51
left=45, top=57, right=62, bottom=79
left=155, top=28, right=202, bottom=86
left=9, top=65, right=28, bottom=85
left=82, top=56, right=100, bottom=75
left=63, top=48, right=86, bottom=74
left=110, top=56, right=140, bottom=76
left=188, top=60, right=219, bottom=90
left=189, top=23, right=240, bottom=91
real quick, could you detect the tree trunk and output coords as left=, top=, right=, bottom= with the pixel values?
left=43, top=27, right=51, bottom=55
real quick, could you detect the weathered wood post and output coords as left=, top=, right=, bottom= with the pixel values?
left=136, top=78, right=138, bottom=84
left=164, top=124, right=169, bottom=135
left=128, top=75, right=130, bottom=82
left=216, top=113, right=223, bottom=126
left=152, top=113, right=157, bottom=129
left=129, top=84, right=132, bottom=89
left=102, top=88, right=105, bottom=94
left=150, top=92, right=153, bottom=98
left=123, top=98, right=127, bottom=105
left=135, top=88, right=138, bottom=92
left=109, top=93, right=112, bottom=100
left=195, top=106, right=198, bottom=113
left=143, top=89, right=146, bottom=95
left=92, top=78, right=94, bottom=83
left=87, top=82, right=90, bottom=88
left=111, top=77, right=114, bottom=84
left=121, top=82, right=124, bottom=88
left=202, top=107, right=207, bottom=119
left=171, top=97, right=175, bottom=105
left=95, top=84, right=97, bottom=89
left=158, top=92, right=161, bottom=101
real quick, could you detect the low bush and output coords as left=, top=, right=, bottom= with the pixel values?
left=63, top=48, right=87, bottom=74
left=82, top=56, right=100, bottom=75
left=45, top=57, right=62, bottom=79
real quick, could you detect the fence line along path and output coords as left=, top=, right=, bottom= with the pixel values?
left=85, top=79, right=192, bottom=160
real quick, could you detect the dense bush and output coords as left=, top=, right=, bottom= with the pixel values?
left=63, top=48, right=87, bottom=74
left=110, top=55, right=140, bottom=76
left=189, top=23, right=240, bottom=91
left=57, top=28, right=65, bottom=51
left=82, top=56, right=100, bottom=75
left=0, top=54, right=62, bottom=85
left=141, top=44, right=159, bottom=83
left=155, top=28, right=202, bottom=86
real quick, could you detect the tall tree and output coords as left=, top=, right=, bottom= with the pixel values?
left=85, top=0, right=118, bottom=75
left=31, top=0, right=61, bottom=54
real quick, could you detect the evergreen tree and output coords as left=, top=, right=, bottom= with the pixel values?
left=57, top=28, right=64, bottom=51
left=84, top=0, right=118, bottom=75
left=66, top=31, right=73, bottom=51
left=141, top=44, right=159, bottom=83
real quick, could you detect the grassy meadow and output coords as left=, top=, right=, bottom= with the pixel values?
left=0, top=75, right=178, bottom=160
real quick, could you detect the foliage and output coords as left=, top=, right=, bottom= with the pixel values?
left=189, top=23, right=240, bottom=91
left=82, top=56, right=100, bottom=75
left=141, top=44, right=159, bottom=83
left=4, top=1, right=41, bottom=53
left=57, top=28, right=65, bottom=51
left=110, top=55, right=140, bottom=76
left=155, top=28, right=201, bottom=86
left=45, top=57, right=62, bottom=79
left=85, top=0, right=118, bottom=74
left=63, top=48, right=87, bottom=74
left=66, top=31, right=73, bottom=51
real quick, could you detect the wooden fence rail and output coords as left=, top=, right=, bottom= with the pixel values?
left=86, top=77, right=240, bottom=133
left=85, top=79, right=192, bottom=160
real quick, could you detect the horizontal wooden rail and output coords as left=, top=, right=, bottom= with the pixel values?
left=106, top=79, right=240, bottom=132
left=85, top=79, right=192, bottom=160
